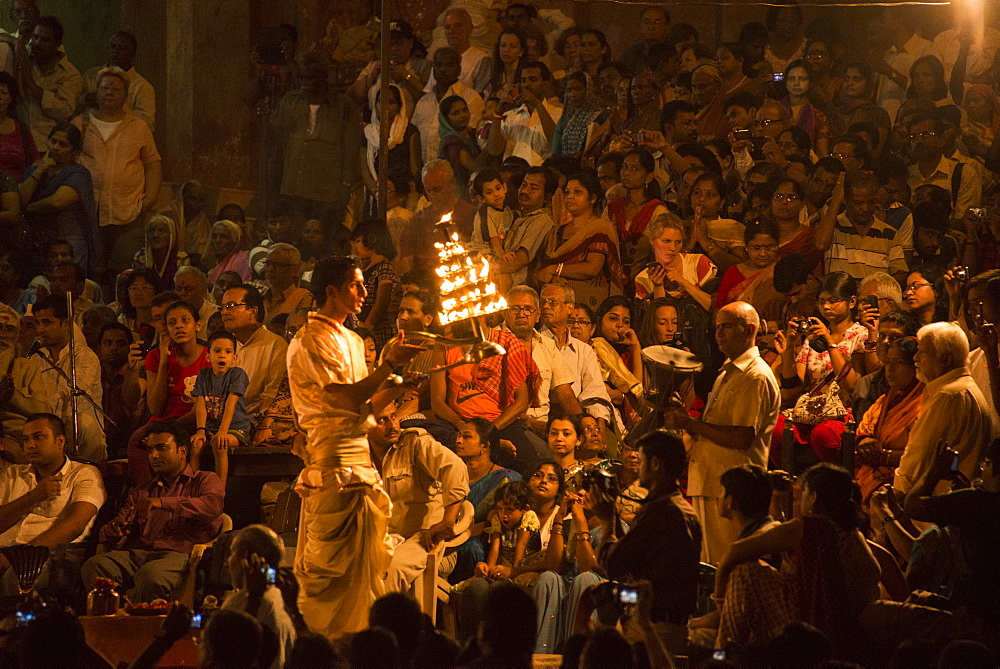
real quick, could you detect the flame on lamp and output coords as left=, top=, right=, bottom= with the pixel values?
left=434, top=213, right=508, bottom=326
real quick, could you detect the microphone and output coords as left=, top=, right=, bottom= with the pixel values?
left=26, top=340, right=43, bottom=357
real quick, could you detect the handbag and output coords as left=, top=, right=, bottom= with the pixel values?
left=786, top=370, right=848, bottom=426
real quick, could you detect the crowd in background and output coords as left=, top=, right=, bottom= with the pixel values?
left=0, top=0, right=998, bottom=666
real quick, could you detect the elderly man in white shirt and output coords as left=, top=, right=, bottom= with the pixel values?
left=0, top=413, right=106, bottom=595
left=430, top=8, right=492, bottom=93
left=664, top=302, right=780, bottom=564
left=894, top=322, right=995, bottom=497
left=538, top=283, right=614, bottom=428
left=504, top=285, right=583, bottom=436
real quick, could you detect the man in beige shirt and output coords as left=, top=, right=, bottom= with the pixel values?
left=220, top=284, right=287, bottom=419
left=24, top=16, right=81, bottom=147
left=894, top=322, right=995, bottom=496
left=369, top=402, right=468, bottom=593
left=665, top=302, right=780, bottom=564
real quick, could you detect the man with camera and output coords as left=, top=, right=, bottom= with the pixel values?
left=593, top=429, right=701, bottom=654
left=664, top=302, right=780, bottom=564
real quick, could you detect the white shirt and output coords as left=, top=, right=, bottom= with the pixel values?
left=0, top=457, right=105, bottom=545
left=236, top=325, right=289, bottom=415
left=968, top=347, right=995, bottom=415
left=908, top=154, right=982, bottom=219
left=500, top=99, right=564, bottom=166
left=380, top=427, right=469, bottom=538
left=933, top=26, right=1000, bottom=81
left=894, top=366, right=994, bottom=495
left=411, top=80, right=484, bottom=163
left=223, top=586, right=296, bottom=669
left=877, top=32, right=939, bottom=124
left=540, top=327, right=613, bottom=424
left=521, top=330, right=575, bottom=421
left=687, top=346, right=780, bottom=498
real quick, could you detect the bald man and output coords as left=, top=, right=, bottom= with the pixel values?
left=664, top=302, right=780, bottom=563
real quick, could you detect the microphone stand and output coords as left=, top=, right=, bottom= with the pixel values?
left=32, top=293, right=115, bottom=460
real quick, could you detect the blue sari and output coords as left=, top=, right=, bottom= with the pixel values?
left=449, top=467, right=522, bottom=583
left=22, top=163, right=99, bottom=272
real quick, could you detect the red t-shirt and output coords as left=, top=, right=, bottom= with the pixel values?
left=144, top=346, right=210, bottom=421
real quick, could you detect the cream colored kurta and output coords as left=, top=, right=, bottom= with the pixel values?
left=287, top=312, right=391, bottom=640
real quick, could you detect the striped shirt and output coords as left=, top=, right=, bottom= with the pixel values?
left=824, top=212, right=910, bottom=280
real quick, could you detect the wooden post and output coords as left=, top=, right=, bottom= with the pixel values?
left=377, top=0, right=392, bottom=218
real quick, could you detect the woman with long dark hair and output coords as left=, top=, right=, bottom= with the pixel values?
left=350, top=218, right=399, bottom=349
left=535, top=170, right=625, bottom=309
left=483, top=28, right=526, bottom=103
left=903, top=263, right=949, bottom=326
left=449, top=417, right=523, bottom=583
left=0, top=70, right=36, bottom=180
left=835, top=61, right=891, bottom=155
left=19, top=123, right=97, bottom=271
left=780, top=59, right=833, bottom=157
left=602, top=148, right=666, bottom=279
left=907, top=55, right=950, bottom=106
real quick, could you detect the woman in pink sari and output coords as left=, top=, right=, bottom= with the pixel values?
left=715, top=220, right=785, bottom=325
left=855, top=336, right=923, bottom=502
left=206, top=219, right=251, bottom=284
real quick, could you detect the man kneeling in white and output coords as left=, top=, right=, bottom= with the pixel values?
left=0, top=413, right=105, bottom=595
left=894, top=322, right=995, bottom=497
left=369, top=402, right=469, bottom=592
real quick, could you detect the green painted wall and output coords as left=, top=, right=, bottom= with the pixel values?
left=1, top=0, right=121, bottom=75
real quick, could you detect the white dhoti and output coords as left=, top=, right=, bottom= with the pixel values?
left=295, top=464, right=391, bottom=639
left=287, top=312, right=397, bottom=641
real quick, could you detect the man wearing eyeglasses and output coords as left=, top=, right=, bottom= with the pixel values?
left=906, top=111, right=981, bottom=224
left=219, top=284, right=288, bottom=436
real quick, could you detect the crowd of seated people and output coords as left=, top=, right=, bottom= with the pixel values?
left=0, top=0, right=997, bottom=665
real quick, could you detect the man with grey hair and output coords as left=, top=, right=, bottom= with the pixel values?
left=400, top=160, right=475, bottom=273
left=173, top=266, right=218, bottom=326
left=664, top=302, right=780, bottom=564
left=538, top=283, right=613, bottom=427
left=894, top=322, right=994, bottom=496
left=261, top=243, right=312, bottom=323
left=859, top=271, right=903, bottom=316
left=504, top=285, right=582, bottom=435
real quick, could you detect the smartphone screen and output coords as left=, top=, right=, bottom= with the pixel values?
left=772, top=73, right=784, bottom=82
left=191, top=613, right=203, bottom=629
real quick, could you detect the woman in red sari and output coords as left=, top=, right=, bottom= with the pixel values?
left=536, top=170, right=625, bottom=309
left=854, top=336, right=923, bottom=503
left=716, top=220, right=785, bottom=326
left=602, top=147, right=667, bottom=280
left=771, top=178, right=823, bottom=271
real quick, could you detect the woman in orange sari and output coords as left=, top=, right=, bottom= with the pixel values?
left=715, top=220, right=785, bottom=327
left=855, top=336, right=923, bottom=502
left=535, top=170, right=625, bottom=309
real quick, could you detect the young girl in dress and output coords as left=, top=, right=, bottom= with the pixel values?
left=475, top=481, right=541, bottom=581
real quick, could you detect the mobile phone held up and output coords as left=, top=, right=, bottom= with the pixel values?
left=772, top=73, right=785, bottom=82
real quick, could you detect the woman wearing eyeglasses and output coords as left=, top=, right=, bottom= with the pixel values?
left=769, top=178, right=823, bottom=271
left=902, top=263, right=949, bottom=326
left=773, top=271, right=867, bottom=463
left=716, top=221, right=784, bottom=326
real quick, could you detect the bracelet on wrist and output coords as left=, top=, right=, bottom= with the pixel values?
left=195, top=427, right=206, bottom=433
left=881, top=515, right=897, bottom=527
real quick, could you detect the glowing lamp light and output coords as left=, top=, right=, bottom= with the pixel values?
left=433, top=213, right=508, bottom=326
